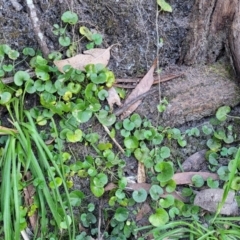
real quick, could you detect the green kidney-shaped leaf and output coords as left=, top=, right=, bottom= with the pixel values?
left=98, top=89, right=108, bottom=100
left=25, top=79, right=36, bottom=94
left=216, top=106, right=230, bottom=122
left=8, top=49, right=19, bottom=60
left=130, top=113, right=142, bottom=128
left=231, top=176, right=240, bottom=190
left=123, top=118, right=135, bottom=131
left=49, top=177, right=63, bottom=188
left=2, top=64, right=13, bottom=72
left=161, top=179, right=176, bottom=193
left=69, top=190, right=85, bottom=207
left=90, top=180, right=104, bottom=197
left=60, top=215, right=72, bottom=230
left=97, top=110, right=116, bottom=126
left=157, top=0, right=172, bottom=12
left=159, top=195, right=174, bottom=208
left=0, top=92, right=11, bottom=105
left=79, top=26, right=93, bottom=41
left=23, top=47, right=35, bottom=56
left=36, top=68, right=50, bottom=81
left=149, top=185, right=163, bottom=201
left=0, top=70, right=4, bottom=77
left=160, top=146, right=170, bottom=159
left=61, top=11, right=78, bottom=24
left=90, top=72, right=107, bottom=84
left=66, top=129, right=83, bottom=143
left=114, top=207, right=129, bottom=222
left=73, top=110, right=92, bottom=123
left=202, top=125, right=213, bottom=135
left=124, top=136, right=139, bottom=149
left=134, top=147, right=149, bottom=163
left=93, top=173, right=108, bottom=187
left=169, top=207, right=180, bottom=219
left=191, top=175, right=204, bottom=188
left=155, top=162, right=174, bottom=182
left=207, top=177, right=219, bottom=189
left=59, top=36, right=71, bottom=47
left=92, top=33, right=103, bottom=45
left=207, top=138, right=221, bottom=151
left=14, top=71, right=30, bottom=86
left=149, top=208, right=169, bottom=227
left=132, top=188, right=147, bottom=203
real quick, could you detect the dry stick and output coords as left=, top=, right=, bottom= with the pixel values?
left=25, top=0, right=50, bottom=58
left=94, top=113, right=125, bottom=154
left=102, top=125, right=125, bottom=154
left=97, top=199, right=103, bottom=240
left=114, top=73, right=184, bottom=88
left=114, top=88, right=158, bottom=116
left=20, top=230, right=30, bottom=240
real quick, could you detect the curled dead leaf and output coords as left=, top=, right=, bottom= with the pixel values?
left=120, top=59, right=157, bottom=119
left=0, top=126, right=17, bottom=135
left=137, top=162, right=146, bottom=183
left=106, top=87, right=122, bottom=110
left=136, top=203, right=151, bottom=221
left=104, top=182, right=117, bottom=191
left=54, top=46, right=112, bottom=72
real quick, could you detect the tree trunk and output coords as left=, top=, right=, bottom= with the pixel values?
left=228, top=2, right=240, bottom=76
left=180, top=0, right=239, bottom=72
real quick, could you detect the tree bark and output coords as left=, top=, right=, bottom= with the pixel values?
left=180, top=0, right=238, bottom=68
left=228, top=1, right=240, bottom=76
left=137, top=64, right=240, bottom=127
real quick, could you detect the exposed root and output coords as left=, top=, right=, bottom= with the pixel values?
left=25, top=0, right=50, bottom=58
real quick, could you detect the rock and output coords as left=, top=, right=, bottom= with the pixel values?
left=194, top=189, right=238, bottom=215
left=182, top=150, right=207, bottom=171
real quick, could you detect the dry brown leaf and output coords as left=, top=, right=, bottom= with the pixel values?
left=120, top=59, right=157, bottom=119
left=194, top=189, right=238, bottom=215
left=137, top=162, right=146, bottom=183
left=104, top=182, right=117, bottom=191
left=136, top=203, right=151, bottom=221
left=23, top=172, right=38, bottom=231
left=54, top=46, right=112, bottom=72
left=0, top=126, right=17, bottom=135
left=173, top=172, right=219, bottom=185
left=45, top=138, right=55, bottom=145
left=127, top=182, right=151, bottom=192
left=106, top=87, right=122, bottom=110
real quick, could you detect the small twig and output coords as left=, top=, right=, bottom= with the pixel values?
left=114, top=73, right=184, bottom=88
left=25, top=0, right=50, bottom=58
left=97, top=199, right=102, bottom=240
left=21, top=230, right=30, bottom=240
left=102, top=125, right=125, bottom=154
left=115, top=79, right=138, bottom=83
left=114, top=88, right=158, bottom=116
left=153, top=73, right=184, bottom=84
